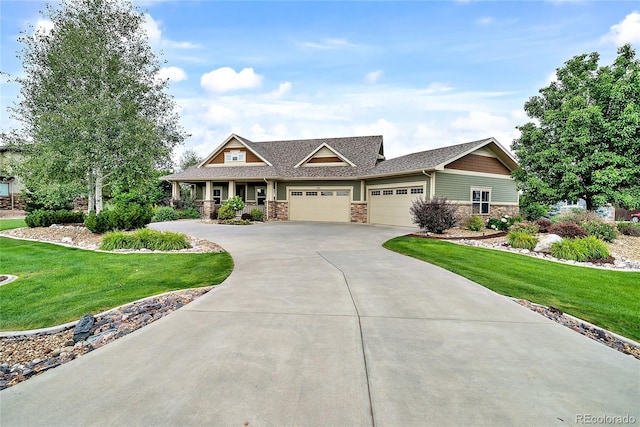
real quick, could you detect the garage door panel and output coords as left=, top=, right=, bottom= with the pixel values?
left=369, top=187, right=423, bottom=227
left=289, top=190, right=350, bottom=222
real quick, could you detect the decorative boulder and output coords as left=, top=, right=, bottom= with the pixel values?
left=534, top=234, right=563, bottom=253
left=73, top=314, right=95, bottom=343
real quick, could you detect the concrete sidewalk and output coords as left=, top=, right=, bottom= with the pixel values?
left=1, top=221, right=638, bottom=426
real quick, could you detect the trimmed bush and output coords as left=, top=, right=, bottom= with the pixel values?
left=581, top=221, right=618, bottom=242
left=179, top=207, right=201, bottom=219
left=410, top=197, right=458, bottom=234
left=521, top=202, right=549, bottom=221
left=250, top=208, right=264, bottom=222
left=549, top=222, right=588, bottom=239
left=507, top=230, right=539, bottom=250
left=241, top=213, right=252, bottom=221
left=25, top=210, right=86, bottom=228
left=209, top=209, right=218, bottom=220
left=535, top=218, right=552, bottom=233
left=464, top=215, right=484, bottom=231
left=617, top=222, right=640, bottom=237
left=100, top=229, right=191, bottom=251
left=152, top=206, right=179, bottom=222
left=221, top=219, right=251, bottom=225
left=223, top=196, right=245, bottom=212
left=550, top=236, right=610, bottom=262
left=509, top=221, right=539, bottom=235
left=217, top=205, right=236, bottom=220
left=85, top=204, right=153, bottom=233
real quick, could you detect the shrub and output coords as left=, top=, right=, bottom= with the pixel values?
left=221, top=219, right=251, bottom=225
left=581, top=221, right=618, bottom=242
left=410, top=197, right=458, bottom=234
left=25, top=209, right=86, bottom=228
left=535, top=218, right=552, bottom=233
left=551, top=209, right=599, bottom=225
left=549, top=222, right=588, bottom=239
left=180, top=207, right=201, bottom=219
left=223, top=196, right=245, bottom=212
left=507, top=230, right=539, bottom=250
left=217, top=204, right=236, bottom=220
left=550, top=236, right=610, bottom=262
left=152, top=206, right=179, bottom=222
left=85, top=204, right=153, bottom=233
left=509, top=221, right=539, bottom=235
left=250, top=208, right=264, bottom=222
left=209, top=209, right=218, bottom=220
left=521, top=202, right=549, bottom=221
left=464, top=215, right=484, bottom=231
left=551, top=239, right=588, bottom=262
left=100, top=229, right=191, bottom=251
left=486, top=215, right=517, bottom=232
left=241, top=213, right=252, bottom=220
left=617, top=222, right=640, bottom=237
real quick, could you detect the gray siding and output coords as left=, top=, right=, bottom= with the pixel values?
left=277, top=180, right=361, bottom=200
left=434, top=172, right=518, bottom=203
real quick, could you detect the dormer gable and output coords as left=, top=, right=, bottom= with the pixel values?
left=199, top=134, right=272, bottom=167
left=294, top=143, right=356, bottom=168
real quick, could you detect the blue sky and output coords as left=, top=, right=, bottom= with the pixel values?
left=1, top=1, right=639, bottom=161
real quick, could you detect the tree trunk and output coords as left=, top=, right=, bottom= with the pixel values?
left=95, top=168, right=104, bottom=214
left=87, top=171, right=95, bottom=212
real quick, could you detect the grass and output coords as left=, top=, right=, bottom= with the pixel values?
left=383, top=236, right=640, bottom=342
left=0, top=218, right=26, bottom=231
left=0, top=225, right=233, bottom=330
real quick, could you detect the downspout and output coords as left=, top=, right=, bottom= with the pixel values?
left=422, top=170, right=431, bottom=200
left=263, top=178, right=269, bottom=220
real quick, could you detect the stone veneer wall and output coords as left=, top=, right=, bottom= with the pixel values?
left=453, top=204, right=520, bottom=222
left=350, top=202, right=367, bottom=223
left=274, top=201, right=288, bottom=220
left=0, top=195, right=26, bottom=210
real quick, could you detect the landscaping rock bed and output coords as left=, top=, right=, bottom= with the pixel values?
left=0, top=287, right=213, bottom=390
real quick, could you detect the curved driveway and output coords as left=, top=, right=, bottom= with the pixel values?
left=2, top=221, right=638, bottom=426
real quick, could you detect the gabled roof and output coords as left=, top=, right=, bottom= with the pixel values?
left=294, top=142, right=356, bottom=168
left=163, top=135, right=517, bottom=181
left=367, top=137, right=517, bottom=177
left=198, top=134, right=273, bottom=167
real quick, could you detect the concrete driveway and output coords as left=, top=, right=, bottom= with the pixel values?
left=1, top=221, right=638, bottom=426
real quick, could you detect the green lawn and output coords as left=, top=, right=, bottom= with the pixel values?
left=0, top=227, right=233, bottom=330
left=384, top=236, right=640, bottom=342
left=0, top=219, right=26, bottom=231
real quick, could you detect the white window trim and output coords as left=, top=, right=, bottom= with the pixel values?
left=224, top=150, right=246, bottom=163
left=471, top=188, right=491, bottom=215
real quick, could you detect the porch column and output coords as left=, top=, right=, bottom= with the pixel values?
left=228, top=180, right=235, bottom=198
left=205, top=181, right=212, bottom=201
left=265, top=180, right=273, bottom=220
left=171, top=182, right=180, bottom=202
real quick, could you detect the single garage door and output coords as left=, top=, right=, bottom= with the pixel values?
left=289, top=189, right=351, bottom=222
left=368, top=186, right=424, bottom=227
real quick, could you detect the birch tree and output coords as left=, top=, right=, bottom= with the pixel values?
left=9, top=0, right=186, bottom=213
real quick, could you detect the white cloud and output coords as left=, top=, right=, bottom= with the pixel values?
left=203, top=104, right=238, bottom=124
left=365, top=70, right=384, bottom=84
left=142, top=14, right=162, bottom=45
left=353, top=119, right=400, bottom=139
left=157, top=66, right=187, bottom=82
left=451, top=111, right=510, bottom=131
left=200, top=67, right=263, bottom=93
left=602, top=11, right=640, bottom=45
left=297, top=38, right=356, bottom=50
left=36, top=19, right=54, bottom=35
left=424, top=82, right=453, bottom=94
left=269, top=82, right=292, bottom=98
left=477, top=16, right=494, bottom=25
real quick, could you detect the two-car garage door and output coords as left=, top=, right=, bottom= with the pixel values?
left=368, top=186, right=424, bottom=227
left=289, top=189, right=351, bottom=222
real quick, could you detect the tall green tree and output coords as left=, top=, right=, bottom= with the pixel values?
left=9, top=0, right=186, bottom=213
left=178, top=148, right=203, bottom=171
left=512, top=44, right=640, bottom=211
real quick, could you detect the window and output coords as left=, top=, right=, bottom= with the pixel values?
left=224, top=151, right=245, bottom=162
left=291, top=191, right=303, bottom=196
left=396, top=189, right=408, bottom=195
left=321, top=191, right=333, bottom=196
left=212, top=188, right=222, bottom=205
left=472, top=189, right=490, bottom=214
left=256, top=187, right=266, bottom=205
left=371, top=190, right=381, bottom=196
left=305, top=191, right=318, bottom=196
left=382, top=190, right=393, bottom=196
left=0, top=183, right=8, bottom=197
left=336, top=191, right=349, bottom=197
left=411, top=188, right=424, bottom=194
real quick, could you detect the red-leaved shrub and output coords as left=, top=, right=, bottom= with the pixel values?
left=550, top=222, right=588, bottom=239
left=535, top=218, right=552, bottom=233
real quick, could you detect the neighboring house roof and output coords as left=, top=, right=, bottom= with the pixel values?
left=163, top=134, right=517, bottom=181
